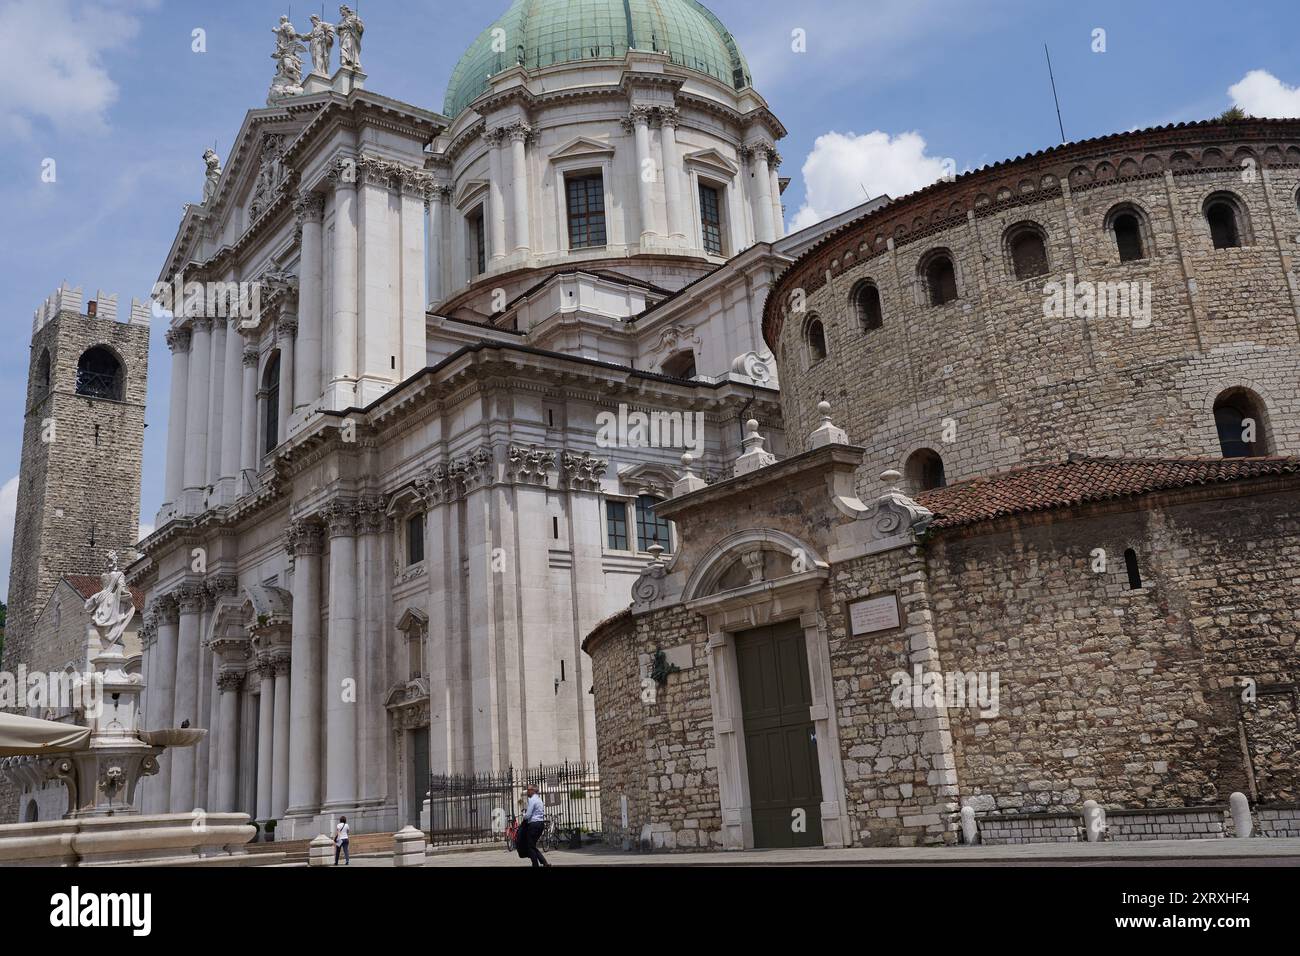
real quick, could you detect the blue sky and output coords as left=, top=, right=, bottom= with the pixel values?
left=1, top=0, right=1297, bottom=594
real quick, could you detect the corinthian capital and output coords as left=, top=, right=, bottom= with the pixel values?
left=293, top=192, right=326, bottom=223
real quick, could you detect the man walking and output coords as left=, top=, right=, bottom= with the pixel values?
left=517, top=785, right=550, bottom=868
left=334, top=815, right=350, bottom=865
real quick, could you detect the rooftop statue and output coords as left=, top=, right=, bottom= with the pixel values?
left=305, top=14, right=336, bottom=78
left=269, top=15, right=306, bottom=102
left=201, top=148, right=222, bottom=205
left=338, top=5, right=364, bottom=71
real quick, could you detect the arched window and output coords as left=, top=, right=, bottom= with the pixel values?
left=660, top=349, right=697, bottom=380
left=905, top=448, right=946, bottom=492
left=852, top=281, right=884, bottom=331
left=1006, top=224, right=1049, bottom=279
left=635, top=495, right=672, bottom=552
left=75, top=346, right=123, bottom=401
left=24, top=800, right=38, bottom=823
left=1204, top=193, right=1247, bottom=249
left=34, top=349, right=51, bottom=403
left=1213, top=388, right=1269, bottom=457
left=1123, top=548, right=1143, bottom=590
left=922, top=252, right=959, bottom=306
left=1112, top=210, right=1144, bottom=264
left=805, top=316, right=828, bottom=364
left=263, top=351, right=281, bottom=455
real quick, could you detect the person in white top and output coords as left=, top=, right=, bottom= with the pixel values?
left=334, top=816, right=350, bottom=866
left=517, top=785, right=550, bottom=867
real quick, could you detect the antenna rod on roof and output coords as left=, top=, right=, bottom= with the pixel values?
left=1044, top=43, right=1066, bottom=145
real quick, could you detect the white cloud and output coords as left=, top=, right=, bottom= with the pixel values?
left=0, top=475, right=17, bottom=604
left=1228, top=70, right=1300, bottom=119
left=0, top=0, right=151, bottom=138
left=790, top=130, right=953, bottom=232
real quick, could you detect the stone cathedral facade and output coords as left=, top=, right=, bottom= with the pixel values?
left=129, top=0, right=821, bottom=837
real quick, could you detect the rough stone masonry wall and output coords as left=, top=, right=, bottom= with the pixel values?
left=589, top=603, right=722, bottom=850
left=771, top=128, right=1300, bottom=497
left=927, top=483, right=1300, bottom=817
left=825, top=545, right=961, bottom=846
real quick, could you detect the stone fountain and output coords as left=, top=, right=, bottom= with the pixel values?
left=0, top=558, right=278, bottom=866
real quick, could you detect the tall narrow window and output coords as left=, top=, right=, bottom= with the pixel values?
left=1205, top=197, right=1242, bottom=249
left=263, top=352, right=280, bottom=455
left=853, top=282, right=884, bottom=331
left=699, top=183, right=724, bottom=255
left=35, top=349, right=51, bottom=403
left=566, top=173, right=607, bottom=249
left=805, top=317, right=828, bottom=363
left=406, top=513, right=425, bottom=565
left=1113, top=212, right=1146, bottom=261
left=606, top=500, right=629, bottom=550
left=635, top=495, right=671, bottom=552
left=469, top=205, right=487, bottom=275
left=924, top=253, right=959, bottom=305
left=1007, top=225, right=1049, bottom=279
left=1123, top=548, right=1142, bottom=590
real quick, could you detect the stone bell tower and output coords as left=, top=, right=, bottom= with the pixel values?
left=4, top=283, right=151, bottom=674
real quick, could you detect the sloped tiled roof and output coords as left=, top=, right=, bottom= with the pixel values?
left=916, top=456, right=1300, bottom=530
left=64, top=575, right=146, bottom=612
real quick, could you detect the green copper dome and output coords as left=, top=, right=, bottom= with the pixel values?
left=443, top=0, right=752, bottom=118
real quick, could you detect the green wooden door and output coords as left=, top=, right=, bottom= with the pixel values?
left=736, top=621, right=823, bottom=848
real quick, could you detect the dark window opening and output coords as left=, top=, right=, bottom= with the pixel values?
left=407, top=513, right=425, bottom=565
left=699, top=183, right=724, bottom=255
left=566, top=174, right=607, bottom=249
left=1113, top=213, right=1146, bottom=262
left=635, top=495, right=672, bottom=553
left=35, top=349, right=51, bottom=403
left=1009, top=229, right=1049, bottom=279
left=854, top=282, right=884, bottom=331
left=906, top=448, right=947, bottom=492
left=1124, top=548, right=1142, bottom=590
left=1214, top=390, right=1266, bottom=457
left=806, top=318, right=828, bottom=363
left=75, top=346, right=123, bottom=401
left=661, top=349, right=697, bottom=379
left=263, top=352, right=280, bottom=455
left=469, top=205, right=487, bottom=275
left=552, top=515, right=560, bottom=539
left=606, top=500, right=629, bottom=550
left=925, top=255, right=958, bottom=305
left=1206, top=200, right=1241, bottom=249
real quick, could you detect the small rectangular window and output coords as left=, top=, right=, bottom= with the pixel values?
left=699, top=183, right=723, bottom=255
left=635, top=495, right=672, bottom=553
left=407, top=513, right=425, bottom=566
left=567, top=174, right=607, bottom=249
left=469, top=205, right=487, bottom=275
left=606, top=500, right=629, bottom=550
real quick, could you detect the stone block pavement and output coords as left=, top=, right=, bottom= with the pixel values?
left=297, top=837, right=1300, bottom=868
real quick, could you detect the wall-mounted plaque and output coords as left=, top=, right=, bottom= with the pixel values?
left=848, top=593, right=901, bottom=635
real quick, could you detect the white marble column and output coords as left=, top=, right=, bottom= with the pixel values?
left=163, top=328, right=191, bottom=511
left=239, top=347, right=258, bottom=481
left=509, top=124, right=531, bottom=254
left=659, top=108, right=686, bottom=243
left=630, top=107, right=659, bottom=244
left=219, top=316, right=242, bottom=490
left=324, top=501, right=359, bottom=809
left=328, top=164, right=359, bottom=410
left=149, top=598, right=179, bottom=810
left=271, top=650, right=291, bottom=818
left=398, top=173, right=427, bottom=380
left=356, top=502, right=387, bottom=805
left=169, top=584, right=203, bottom=811
left=750, top=146, right=776, bottom=244
left=182, top=319, right=212, bottom=496
left=486, top=130, right=507, bottom=263
left=215, top=670, right=240, bottom=812
left=206, top=316, right=226, bottom=488
left=276, top=313, right=296, bottom=445
left=286, top=522, right=324, bottom=819
left=294, top=194, right=325, bottom=411
left=768, top=151, right=784, bottom=239
left=426, top=186, right=446, bottom=306
left=255, top=657, right=275, bottom=821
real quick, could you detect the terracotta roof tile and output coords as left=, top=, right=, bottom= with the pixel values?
left=916, top=456, right=1300, bottom=530
left=64, top=574, right=146, bottom=612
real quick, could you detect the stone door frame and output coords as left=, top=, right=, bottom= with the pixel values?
left=686, top=570, right=850, bottom=850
